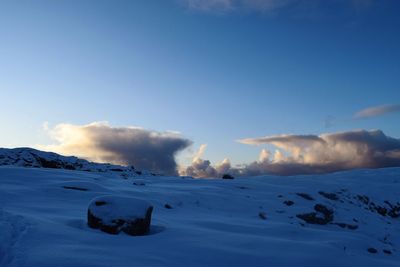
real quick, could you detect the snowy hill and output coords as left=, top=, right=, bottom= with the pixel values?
left=1, top=164, right=400, bottom=266
left=0, top=147, right=143, bottom=177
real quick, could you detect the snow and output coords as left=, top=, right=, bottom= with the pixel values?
left=0, top=147, right=145, bottom=178
left=1, top=165, right=400, bottom=266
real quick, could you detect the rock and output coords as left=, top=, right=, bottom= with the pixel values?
left=222, top=174, right=234, bottom=179
left=87, top=195, right=153, bottom=236
left=62, top=186, right=88, bottom=191
left=296, top=193, right=314, bottom=201
left=318, top=191, right=339, bottom=201
left=357, top=195, right=370, bottom=205
left=258, top=212, right=267, bottom=220
left=383, top=249, right=392, bottom=255
left=296, top=204, right=333, bottom=225
left=367, top=247, right=378, bottom=254
left=283, top=200, right=295, bottom=206
left=164, top=204, right=172, bottom=209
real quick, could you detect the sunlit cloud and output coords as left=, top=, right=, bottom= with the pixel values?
left=181, top=129, right=400, bottom=177
left=39, top=124, right=400, bottom=178
left=354, top=104, right=400, bottom=119
left=38, top=122, right=192, bottom=176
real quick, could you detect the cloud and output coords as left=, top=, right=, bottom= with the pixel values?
left=181, top=129, right=400, bottom=177
left=193, top=144, right=208, bottom=161
left=181, top=0, right=375, bottom=13
left=239, top=129, right=400, bottom=174
left=181, top=0, right=295, bottom=13
left=183, top=0, right=233, bottom=12
left=354, top=104, right=400, bottom=119
left=39, top=122, right=192, bottom=176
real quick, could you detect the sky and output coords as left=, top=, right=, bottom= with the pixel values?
left=0, top=0, right=400, bottom=176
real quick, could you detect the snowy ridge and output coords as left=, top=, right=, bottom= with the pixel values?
left=0, top=147, right=145, bottom=177
left=0, top=166, right=400, bottom=266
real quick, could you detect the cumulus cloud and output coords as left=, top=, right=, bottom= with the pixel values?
left=238, top=130, right=400, bottom=175
left=39, top=122, right=192, bottom=176
left=181, top=129, right=400, bottom=177
left=354, top=104, right=400, bottom=119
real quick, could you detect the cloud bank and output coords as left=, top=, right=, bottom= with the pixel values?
left=40, top=123, right=400, bottom=178
left=181, top=130, right=400, bottom=177
left=354, top=104, right=400, bottom=119
left=39, top=122, right=192, bottom=176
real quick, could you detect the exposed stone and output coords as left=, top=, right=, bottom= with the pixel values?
left=318, top=191, right=339, bottom=201
left=222, top=174, right=234, bottom=179
left=87, top=195, right=153, bottom=236
left=283, top=200, right=295, bottom=206
left=296, top=193, right=314, bottom=201
left=258, top=212, right=267, bottom=220
left=296, top=204, right=333, bottom=225
left=62, top=186, right=88, bottom=191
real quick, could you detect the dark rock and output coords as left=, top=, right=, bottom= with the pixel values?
left=222, top=174, right=234, bottom=179
left=164, top=204, right=172, bottom=209
left=296, top=204, right=333, bottom=225
left=258, top=212, right=267, bottom=220
left=319, top=191, right=339, bottom=201
left=383, top=249, right=392, bottom=255
left=357, top=195, right=370, bottom=205
left=87, top=196, right=153, bottom=236
left=296, top=193, right=314, bottom=201
left=375, top=206, right=387, bottom=216
left=283, top=200, right=295, bottom=206
left=62, top=186, right=88, bottom=191
left=95, top=201, right=107, bottom=206
left=367, top=248, right=378, bottom=254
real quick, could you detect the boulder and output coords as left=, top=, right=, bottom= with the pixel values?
left=87, top=195, right=153, bottom=236
left=222, top=174, right=234, bottom=180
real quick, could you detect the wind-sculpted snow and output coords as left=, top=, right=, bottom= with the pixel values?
left=0, top=166, right=400, bottom=266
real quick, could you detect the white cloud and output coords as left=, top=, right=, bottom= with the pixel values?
left=354, top=104, right=400, bottom=119
left=181, top=129, right=400, bottom=177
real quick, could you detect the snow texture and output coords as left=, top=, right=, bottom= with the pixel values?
left=1, top=164, right=400, bottom=266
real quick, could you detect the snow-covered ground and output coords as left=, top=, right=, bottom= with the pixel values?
left=1, top=165, right=400, bottom=267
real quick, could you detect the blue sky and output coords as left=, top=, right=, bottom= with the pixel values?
left=0, top=0, right=399, bottom=169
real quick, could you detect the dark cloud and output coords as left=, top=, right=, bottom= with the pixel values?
left=40, top=122, right=192, bottom=176
left=354, top=104, right=400, bottom=119
left=181, top=130, right=400, bottom=177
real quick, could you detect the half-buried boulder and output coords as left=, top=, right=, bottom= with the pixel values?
left=87, top=195, right=153, bottom=236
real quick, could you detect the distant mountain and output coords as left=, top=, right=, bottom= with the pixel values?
left=0, top=147, right=143, bottom=177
